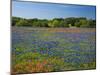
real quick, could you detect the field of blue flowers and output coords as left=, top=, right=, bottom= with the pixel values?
left=12, top=27, right=96, bottom=74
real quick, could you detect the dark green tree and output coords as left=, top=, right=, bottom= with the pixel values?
left=16, top=19, right=32, bottom=26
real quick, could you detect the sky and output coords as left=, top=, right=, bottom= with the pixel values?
left=12, top=1, right=96, bottom=20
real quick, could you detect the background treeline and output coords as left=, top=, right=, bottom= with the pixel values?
left=12, top=17, right=96, bottom=28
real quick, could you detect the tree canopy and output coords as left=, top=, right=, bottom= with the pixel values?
left=12, top=16, right=96, bottom=28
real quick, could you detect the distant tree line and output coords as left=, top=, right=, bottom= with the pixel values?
left=12, top=16, right=96, bottom=28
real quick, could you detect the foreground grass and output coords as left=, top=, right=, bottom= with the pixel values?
left=12, top=27, right=96, bottom=74
left=12, top=52, right=96, bottom=74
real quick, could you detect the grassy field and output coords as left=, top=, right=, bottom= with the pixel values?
left=12, top=27, right=96, bottom=74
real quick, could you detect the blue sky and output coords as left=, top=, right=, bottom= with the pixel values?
left=12, top=1, right=96, bottom=20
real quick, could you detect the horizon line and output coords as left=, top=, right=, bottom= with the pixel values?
left=12, top=16, right=96, bottom=20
